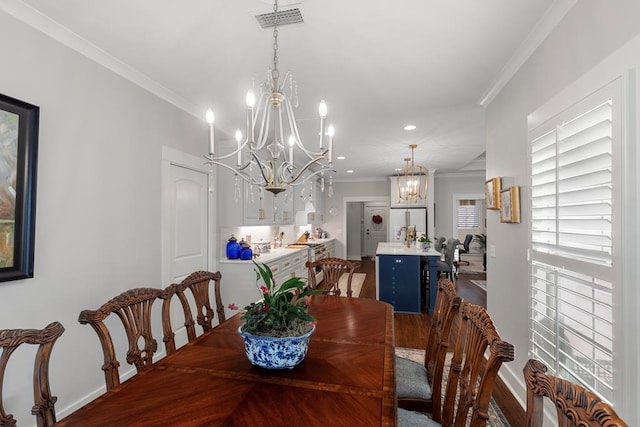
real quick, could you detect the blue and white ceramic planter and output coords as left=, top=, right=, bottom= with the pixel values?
left=238, top=325, right=316, bottom=369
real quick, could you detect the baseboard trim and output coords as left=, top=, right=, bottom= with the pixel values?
left=493, top=368, right=526, bottom=426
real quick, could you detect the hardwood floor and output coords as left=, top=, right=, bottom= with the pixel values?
left=355, top=257, right=524, bottom=426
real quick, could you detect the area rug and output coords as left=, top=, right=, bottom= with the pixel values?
left=470, top=279, right=487, bottom=291
left=337, top=272, right=366, bottom=297
left=395, top=347, right=510, bottom=427
left=458, top=263, right=485, bottom=275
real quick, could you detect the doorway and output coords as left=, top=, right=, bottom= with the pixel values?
left=161, top=147, right=216, bottom=285
left=452, top=193, right=484, bottom=253
left=343, top=197, right=389, bottom=260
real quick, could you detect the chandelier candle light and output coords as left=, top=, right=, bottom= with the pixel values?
left=205, top=0, right=335, bottom=195
left=397, top=144, right=428, bottom=203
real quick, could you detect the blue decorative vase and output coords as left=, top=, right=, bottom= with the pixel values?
left=226, top=235, right=241, bottom=259
left=238, top=325, right=316, bottom=369
left=239, top=242, right=253, bottom=260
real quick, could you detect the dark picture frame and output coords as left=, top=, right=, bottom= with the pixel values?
left=0, top=93, right=39, bottom=282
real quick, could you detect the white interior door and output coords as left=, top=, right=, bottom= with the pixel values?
left=364, top=202, right=388, bottom=257
left=162, top=147, right=214, bottom=285
left=170, top=165, right=209, bottom=281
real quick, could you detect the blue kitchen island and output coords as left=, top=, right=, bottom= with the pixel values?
left=375, top=242, right=441, bottom=314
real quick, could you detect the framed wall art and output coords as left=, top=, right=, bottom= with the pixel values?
left=485, top=177, right=501, bottom=210
left=0, top=93, right=39, bottom=282
left=500, top=186, right=520, bottom=223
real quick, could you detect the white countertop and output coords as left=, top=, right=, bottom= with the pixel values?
left=295, top=238, right=335, bottom=245
left=219, top=246, right=308, bottom=264
left=376, top=242, right=441, bottom=257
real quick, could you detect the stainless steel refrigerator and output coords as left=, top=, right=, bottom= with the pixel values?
left=388, top=208, right=427, bottom=242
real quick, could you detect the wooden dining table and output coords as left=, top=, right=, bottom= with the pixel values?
left=55, top=295, right=397, bottom=426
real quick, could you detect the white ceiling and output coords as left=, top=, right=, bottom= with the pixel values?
left=9, top=0, right=568, bottom=180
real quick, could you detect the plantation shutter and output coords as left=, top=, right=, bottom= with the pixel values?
left=457, top=203, right=479, bottom=228
left=529, top=86, right=616, bottom=403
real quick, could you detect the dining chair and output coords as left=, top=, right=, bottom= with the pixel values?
left=1, top=321, right=65, bottom=427
left=443, top=302, right=514, bottom=426
left=162, top=270, right=225, bottom=355
left=305, top=257, right=359, bottom=297
left=397, top=278, right=461, bottom=420
left=78, top=287, right=165, bottom=391
left=523, top=359, right=628, bottom=426
left=436, top=238, right=458, bottom=279
left=399, top=302, right=514, bottom=427
left=457, top=234, right=474, bottom=265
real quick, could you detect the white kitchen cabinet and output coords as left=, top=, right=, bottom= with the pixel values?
left=325, top=240, right=335, bottom=258
left=293, top=178, right=326, bottom=226
left=218, top=248, right=309, bottom=319
left=241, top=182, right=293, bottom=225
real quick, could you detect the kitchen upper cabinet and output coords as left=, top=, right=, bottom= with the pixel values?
left=389, top=176, right=427, bottom=208
left=216, top=168, right=293, bottom=226
left=242, top=182, right=293, bottom=225
left=293, top=178, right=326, bottom=226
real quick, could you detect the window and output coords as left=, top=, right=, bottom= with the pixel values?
left=529, top=82, right=619, bottom=404
left=457, top=201, right=479, bottom=229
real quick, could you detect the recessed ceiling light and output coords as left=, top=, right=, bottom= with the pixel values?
left=346, top=170, right=354, bottom=173
left=337, top=156, right=346, bottom=160
left=404, top=125, right=417, bottom=131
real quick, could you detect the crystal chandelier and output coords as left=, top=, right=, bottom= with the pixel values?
left=397, top=144, right=428, bottom=203
left=205, top=0, right=334, bottom=195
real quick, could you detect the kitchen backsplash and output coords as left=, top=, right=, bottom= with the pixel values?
left=219, top=224, right=317, bottom=259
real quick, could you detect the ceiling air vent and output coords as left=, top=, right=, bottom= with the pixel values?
left=254, top=7, right=304, bottom=29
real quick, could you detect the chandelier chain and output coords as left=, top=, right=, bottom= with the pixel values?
left=272, top=0, right=279, bottom=80
left=204, top=0, right=335, bottom=196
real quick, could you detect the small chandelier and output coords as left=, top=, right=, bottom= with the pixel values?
left=397, top=144, right=428, bottom=203
left=205, top=0, right=334, bottom=195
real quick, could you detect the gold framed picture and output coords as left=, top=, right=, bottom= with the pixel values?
left=485, top=177, right=501, bottom=210
left=500, top=186, right=520, bottom=223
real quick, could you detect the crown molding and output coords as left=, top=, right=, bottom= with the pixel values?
left=434, top=170, right=486, bottom=179
left=477, top=0, right=577, bottom=107
left=0, top=0, right=200, bottom=118
left=331, top=176, right=388, bottom=184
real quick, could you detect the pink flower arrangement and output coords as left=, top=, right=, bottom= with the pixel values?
left=238, top=261, right=322, bottom=337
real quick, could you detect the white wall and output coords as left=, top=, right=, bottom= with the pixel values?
left=433, top=172, right=484, bottom=238
left=485, top=0, right=640, bottom=422
left=0, top=11, right=206, bottom=423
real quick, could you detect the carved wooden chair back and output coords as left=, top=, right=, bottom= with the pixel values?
left=397, top=277, right=461, bottom=419
left=523, top=359, right=627, bottom=426
left=78, top=287, right=164, bottom=391
left=441, top=302, right=515, bottom=427
left=425, top=278, right=462, bottom=421
left=162, top=271, right=224, bottom=355
left=305, top=257, right=359, bottom=297
left=0, top=322, right=65, bottom=427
